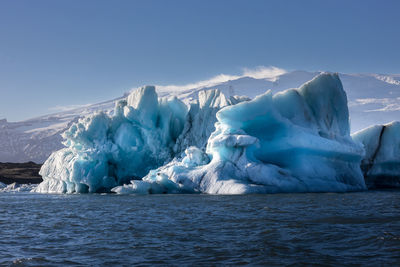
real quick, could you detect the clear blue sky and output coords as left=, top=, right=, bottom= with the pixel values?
left=1, top=0, right=399, bottom=121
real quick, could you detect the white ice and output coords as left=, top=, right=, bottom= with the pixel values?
left=0, top=183, right=37, bottom=193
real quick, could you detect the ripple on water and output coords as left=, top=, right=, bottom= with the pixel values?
left=0, top=190, right=399, bottom=265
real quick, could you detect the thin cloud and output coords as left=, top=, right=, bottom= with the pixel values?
left=373, top=74, right=400, bottom=86
left=131, top=66, right=287, bottom=93
left=242, top=66, right=287, bottom=80
left=156, top=73, right=241, bottom=93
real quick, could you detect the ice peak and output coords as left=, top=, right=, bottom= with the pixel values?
left=127, top=85, right=157, bottom=109
left=299, top=72, right=350, bottom=137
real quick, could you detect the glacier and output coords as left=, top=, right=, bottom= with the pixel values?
left=352, top=122, right=400, bottom=188
left=35, top=73, right=371, bottom=194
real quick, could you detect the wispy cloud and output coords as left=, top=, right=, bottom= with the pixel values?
left=156, top=73, right=242, bottom=93
left=367, top=104, right=400, bottom=112
left=242, top=66, right=287, bottom=80
left=132, top=66, right=287, bottom=93
left=373, top=74, right=400, bottom=86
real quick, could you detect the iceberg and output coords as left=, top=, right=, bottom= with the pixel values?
left=352, top=121, right=400, bottom=188
left=174, top=89, right=244, bottom=153
left=0, top=182, right=37, bottom=193
left=35, top=86, right=236, bottom=193
left=36, top=73, right=369, bottom=194
left=113, top=73, right=367, bottom=194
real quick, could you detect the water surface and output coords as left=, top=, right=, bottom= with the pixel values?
left=1, top=191, right=399, bottom=266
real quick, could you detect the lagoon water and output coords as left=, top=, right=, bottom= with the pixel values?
left=1, top=191, right=399, bottom=266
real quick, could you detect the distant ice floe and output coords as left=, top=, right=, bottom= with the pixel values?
left=0, top=183, right=37, bottom=193
left=33, top=72, right=398, bottom=194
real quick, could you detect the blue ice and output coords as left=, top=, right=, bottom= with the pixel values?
left=36, top=73, right=394, bottom=194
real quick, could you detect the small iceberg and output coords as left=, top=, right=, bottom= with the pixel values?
left=0, top=182, right=37, bottom=193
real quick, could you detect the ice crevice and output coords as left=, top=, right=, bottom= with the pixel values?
left=34, top=73, right=400, bottom=194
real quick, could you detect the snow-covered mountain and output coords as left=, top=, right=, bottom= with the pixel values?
left=0, top=98, right=123, bottom=163
left=1, top=70, right=399, bottom=163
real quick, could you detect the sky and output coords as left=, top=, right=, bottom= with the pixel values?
left=0, top=0, right=399, bottom=122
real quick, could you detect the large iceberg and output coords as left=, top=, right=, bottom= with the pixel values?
left=119, top=73, right=366, bottom=194
left=36, top=73, right=369, bottom=194
left=35, top=86, right=237, bottom=193
left=352, top=122, right=400, bottom=188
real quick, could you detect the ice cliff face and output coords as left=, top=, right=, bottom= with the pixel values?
left=352, top=122, right=400, bottom=188
left=36, top=73, right=369, bottom=194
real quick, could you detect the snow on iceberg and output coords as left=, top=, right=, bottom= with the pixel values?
left=352, top=121, right=400, bottom=188
left=35, top=86, right=236, bottom=193
left=114, top=73, right=367, bottom=194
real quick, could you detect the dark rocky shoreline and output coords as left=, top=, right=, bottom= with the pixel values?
left=0, top=162, right=42, bottom=184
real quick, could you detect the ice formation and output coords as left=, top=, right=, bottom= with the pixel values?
left=114, top=73, right=366, bottom=194
left=0, top=182, right=37, bottom=193
left=36, top=73, right=369, bottom=194
left=352, top=122, right=400, bottom=188
left=35, top=86, right=237, bottom=193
